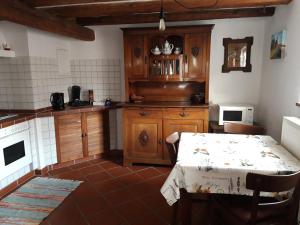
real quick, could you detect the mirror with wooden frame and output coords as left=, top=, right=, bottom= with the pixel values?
left=222, top=36, right=253, bottom=73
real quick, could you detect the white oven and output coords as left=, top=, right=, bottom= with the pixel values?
left=0, top=122, right=32, bottom=180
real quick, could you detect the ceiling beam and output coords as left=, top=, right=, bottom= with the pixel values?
left=22, top=0, right=292, bottom=8
left=22, top=0, right=123, bottom=7
left=41, top=0, right=291, bottom=18
left=0, top=0, right=95, bottom=41
left=77, top=7, right=275, bottom=26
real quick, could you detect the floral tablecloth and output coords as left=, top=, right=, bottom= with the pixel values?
left=161, top=133, right=300, bottom=206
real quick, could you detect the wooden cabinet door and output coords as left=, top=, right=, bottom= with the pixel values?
left=163, top=119, right=204, bottom=160
left=126, top=117, right=163, bottom=159
left=85, top=111, right=105, bottom=156
left=55, top=114, right=84, bottom=163
left=184, top=33, right=209, bottom=81
left=124, top=34, right=148, bottom=80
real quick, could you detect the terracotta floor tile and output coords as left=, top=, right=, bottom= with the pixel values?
left=129, top=213, right=167, bottom=225
left=76, top=164, right=103, bottom=175
left=71, top=161, right=92, bottom=170
left=77, top=196, right=109, bottom=216
left=40, top=157, right=189, bottom=225
left=155, top=205, right=173, bottom=224
left=89, top=158, right=106, bottom=165
left=100, top=161, right=123, bottom=170
left=93, top=179, right=125, bottom=194
left=140, top=191, right=169, bottom=210
left=87, top=208, right=126, bottom=225
left=55, top=170, right=86, bottom=181
left=86, top=171, right=112, bottom=183
left=48, top=167, right=72, bottom=176
left=47, top=197, right=87, bottom=225
left=73, top=182, right=101, bottom=201
left=146, top=175, right=168, bottom=190
left=136, top=168, right=162, bottom=180
left=104, top=188, right=135, bottom=206
left=108, top=167, right=132, bottom=178
left=128, top=165, right=149, bottom=172
left=115, top=200, right=151, bottom=222
left=127, top=181, right=154, bottom=198
left=117, top=173, right=143, bottom=187
left=155, top=166, right=172, bottom=175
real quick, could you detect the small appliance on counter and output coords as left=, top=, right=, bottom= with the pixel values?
left=88, top=90, right=94, bottom=105
left=50, top=92, right=65, bottom=111
left=218, top=104, right=254, bottom=125
left=104, top=98, right=112, bottom=107
left=70, top=85, right=81, bottom=104
left=69, top=85, right=89, bottom=107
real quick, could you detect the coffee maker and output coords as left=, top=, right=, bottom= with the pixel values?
left=69, top=85, right=81, bottom=106
left=50, top=93, right=65, bottom=110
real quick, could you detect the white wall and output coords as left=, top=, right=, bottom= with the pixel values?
left=27, top=28, right=71, bottom=58
left=258, top=1, right=300, bottom=141
left=0, top=22, right=29, bottom=56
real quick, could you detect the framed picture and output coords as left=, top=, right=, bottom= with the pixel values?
left=222, top=37, right=253, bottom=73
left=270, top=30, right=286, bottom=59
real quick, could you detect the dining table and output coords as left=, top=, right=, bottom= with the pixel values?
left=160, top=132, right=300, bottom=224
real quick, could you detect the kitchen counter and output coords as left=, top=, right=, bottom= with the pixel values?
left=0, top=104, right=118, bottom=129
left=119, top=101, right=209, bottom=108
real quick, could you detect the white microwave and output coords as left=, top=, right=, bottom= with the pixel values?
left=218, top=104, right=254, bottom=125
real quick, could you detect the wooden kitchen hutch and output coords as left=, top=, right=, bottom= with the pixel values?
left=122, top=25, right=213, bottom=166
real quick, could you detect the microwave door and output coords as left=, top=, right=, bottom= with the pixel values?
left=223, top=110, right=243, bottom=123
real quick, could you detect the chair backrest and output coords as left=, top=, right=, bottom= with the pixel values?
left=224, top=122, right=266, bottom=135
left=246, top=171, right=300, bottom=225
left=165, top=132, right=180, bottom=166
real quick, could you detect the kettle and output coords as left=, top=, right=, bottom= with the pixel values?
left=50, top=93, right=65, bottom=110
left=104, top=98, right=112, bottom=107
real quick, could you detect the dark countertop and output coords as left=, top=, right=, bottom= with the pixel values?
left=119, top=101, right=209, bottom=108
left=0, top=104, right=120, bottom=129
left=0, top=101, right=207, bottom=129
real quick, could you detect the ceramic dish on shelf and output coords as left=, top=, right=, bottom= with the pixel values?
left=152, top=51, right=161, bottom=55
left=162, top=50, right=172, bottom=55
left=151, top=46, right=161, bottom=55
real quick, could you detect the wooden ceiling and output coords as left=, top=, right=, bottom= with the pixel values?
left=0, top=0, right=293, bottom=41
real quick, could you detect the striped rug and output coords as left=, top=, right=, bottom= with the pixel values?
left=0, top=177, right=81, bottom=225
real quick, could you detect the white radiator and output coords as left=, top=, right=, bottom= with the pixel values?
left=281, top=117, right=300, bottom=160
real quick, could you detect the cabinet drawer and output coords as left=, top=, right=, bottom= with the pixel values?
left=163, top=108, right=208, bottom=120
left=125, top=109, right=162, bottom=119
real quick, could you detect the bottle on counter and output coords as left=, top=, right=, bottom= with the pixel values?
left=88, top=90, right=94, bottom=105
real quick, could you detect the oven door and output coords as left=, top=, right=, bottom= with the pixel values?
left=0, top=130, right=32, bottom=180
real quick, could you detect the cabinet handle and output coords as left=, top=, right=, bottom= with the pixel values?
left=139, top=111, right=148, bottom=117
left=179, top=112, right=189, bottom=117
left=158, top=138, right=163, bottom=145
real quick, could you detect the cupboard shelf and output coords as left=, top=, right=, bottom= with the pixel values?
left=0, top=50, right=15, bottom=58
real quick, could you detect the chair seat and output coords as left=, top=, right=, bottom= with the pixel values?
left=213, top=194, right=288, bottom=224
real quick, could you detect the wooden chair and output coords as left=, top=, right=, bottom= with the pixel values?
left=166, top=132, right=180, bottom=166
left=224, top=122, right=266, bottom=135
left=212, top=171, right=300, bottom=225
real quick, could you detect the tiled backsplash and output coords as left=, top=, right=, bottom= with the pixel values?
left=30, top=57, right=71, bottom=109
left=71, top=58, right=121, bottom=103
left=0, top=56, right=121, bottom=150
left=0, top=57, right=121, bottom=109
left=0, top=57, right=70, bottom=109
